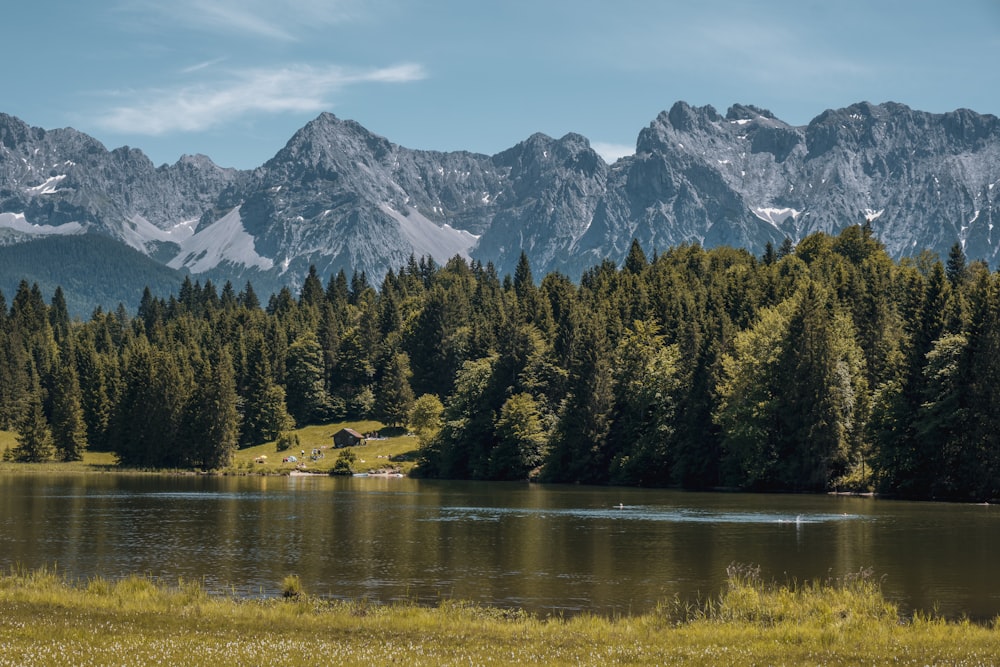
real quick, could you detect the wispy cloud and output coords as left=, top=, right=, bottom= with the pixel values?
left=692, top=19, right=873, bottom=85
left=180, top=57, right=229, bottom=75
left=96, top=63, right=426, bottom=135
left=122, top=0, right=370, bottom=41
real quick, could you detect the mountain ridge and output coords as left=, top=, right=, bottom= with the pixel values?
left=1, top=101, right=998, bottom=311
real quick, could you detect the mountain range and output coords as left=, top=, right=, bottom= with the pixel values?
left=1, top=101, right=998, bottom=313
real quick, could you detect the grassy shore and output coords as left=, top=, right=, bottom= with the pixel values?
left=229, top=421, right=420, bottom=476
left=0, top=421, right=419, bottom=476
left=0, top=565, right=998, bottom=666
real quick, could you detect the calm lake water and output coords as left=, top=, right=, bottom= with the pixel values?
left=1, top=473, right=998, bottom=618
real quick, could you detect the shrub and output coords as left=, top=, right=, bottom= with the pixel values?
left=281, top=574, right=304, bottom=600
left=275, top=431, right=299, bottom=452
left=330, top=449, right=356, bottom=476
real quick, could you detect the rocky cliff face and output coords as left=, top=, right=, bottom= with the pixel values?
left=0, top=113, right=242, bottom=257
left=1, top=101, right=998, bottom=306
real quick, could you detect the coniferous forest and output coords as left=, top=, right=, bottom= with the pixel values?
left=2, top=223, right=999, bottom=501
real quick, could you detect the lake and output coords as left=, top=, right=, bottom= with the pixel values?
left=1, top=473, right=998, bottom=619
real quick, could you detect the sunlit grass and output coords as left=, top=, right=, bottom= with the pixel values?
left=0, top=431, right=117, bottom=472
left=231, top=421, right=419, bottom=476
left=0, top=423, right=419, bottom=476
left=1, top=565, right=998, bottom=665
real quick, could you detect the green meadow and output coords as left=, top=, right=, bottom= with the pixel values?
left=1, top=565, right=998, bottom=666
left=0, top=421, right=419, bottom=476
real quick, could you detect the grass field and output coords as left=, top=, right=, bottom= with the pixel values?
left=229, top=421, right=420, bottom=475
left=0, top=421, right=420, bottom=476
left=0, top=565, right=998, bottom=666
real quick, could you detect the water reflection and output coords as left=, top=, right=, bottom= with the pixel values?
left=437, top=505, right=862, bottom=524
left=0, top=473, right=997, bottom=619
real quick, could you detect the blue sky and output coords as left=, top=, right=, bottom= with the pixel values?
left=6, top=0, right=999, bottom=169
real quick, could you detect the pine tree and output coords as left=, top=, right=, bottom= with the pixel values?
left=300, top=265, right=325, bottom=309
left=74, top=336, right=114, bottom=451
left=240, top=334, right=294, bottom=446
left=374, top=351, right=415, bottom=427
left=623, top=238, right=648, bottom=274
left=49, top=286, right=71, bottom=343
left=50, top=347, right=88, bottom=461
left=14, top=389, right=53, bottom=462
left=773, top=282, right=865, bottom=490
left=181, top=350, right=240, bottom=469
left=542, top=313, right=614, bottom=484
left=284, top=331, right=329, bottom=425
left=946, top=242, right=967, bottom=287
left=111, top=340, right=186, bottom=467
left=873, top=262, right=950, bottom=496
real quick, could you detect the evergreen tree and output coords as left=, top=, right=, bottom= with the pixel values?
left=238, top=281, right=260, bottom=310
left=49, top=286, right=71, bottom=343
left=945, top=242, right=967, bottom=287
left=873, top=262, right=950, bottom=496
left=240, top=335, right=294, bottom=446
left=13, top=389, right=53, bottom=462
left=284, top=331, right=328, bottom=425
left=777, top=237, right=795, bottom=258
left=607, top=320, right=682, bottom=486
left=50, top=347, right=88, bottom=461
left=489, top=393, right=546, bottom=480
left=374, top=351, right=415, bottom=427
left=181, top=349, right=240, bottom=469
left=424, top=355, right=499, bottom=479
left=542, top=313, right=614, bottom=484
left=300, top=265, right=325, bottom=309
left=772, top=282, right=866, bottom=490
left=111, top=339, right=186, bottom=467
left=623, top=238, right=648, bottom=274
left=74, top=336, right=114, bottom=451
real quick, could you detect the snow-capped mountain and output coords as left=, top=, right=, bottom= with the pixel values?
left=1, top=101, right=998, bottom=309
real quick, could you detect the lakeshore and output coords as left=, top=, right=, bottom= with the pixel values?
left=1, top=566, right=998, bottom=666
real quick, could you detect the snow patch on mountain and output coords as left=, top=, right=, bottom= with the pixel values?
left=121, top=215, right=197, bottom=253
left=379, top=204, right=479, bottom=261
left=25, top=174, right=68, bottom=195
left=168, top=206, right=273, bottom=273
left=752, top=207, right=801, bottom=228
left=0, top=211, right=83, bottom=235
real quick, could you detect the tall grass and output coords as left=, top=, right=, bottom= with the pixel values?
left=1, top=565, right=998, bottom=665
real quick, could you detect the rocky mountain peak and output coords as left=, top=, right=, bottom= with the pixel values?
left=725, top=104, right=777, bottom=122
left=2, top=102, right=999, bottom=311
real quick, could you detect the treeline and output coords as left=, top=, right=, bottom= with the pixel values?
left=1, top=224, right=998, bottom=499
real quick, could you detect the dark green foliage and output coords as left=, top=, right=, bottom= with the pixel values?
left=275, top=431, right=299, bottom=453
left=331, top=448, right=356, bottom=475
left=0, top=235, right=185, bottom=317
left=49, top=346, right=88, bottom=461
left=179, top=349, right=240, bottom=469
left=240, top=334, right=294, bottom=447
left=14, top=390, right=53, bottom=462
left=374, top=351, right=415, bottom=428
left=489, top=393, right=546, bottom=480
left=284, top=331, right=328, bottom=425
left=2, top=227, right=999, bottom=498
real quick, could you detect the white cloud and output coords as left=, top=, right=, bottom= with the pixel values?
left=591, top=142, right=634, bottom=163
left=180, top=57, right=228, bottom=75
left=123, top=0, right=370, bottom=41
left=95, top=63, right=426, bottom=135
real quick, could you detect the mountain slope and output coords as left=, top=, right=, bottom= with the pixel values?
left=1, top=102, right=998, bottom=311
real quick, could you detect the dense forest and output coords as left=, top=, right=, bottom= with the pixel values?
left=2, top=223, right=998, bottom=501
